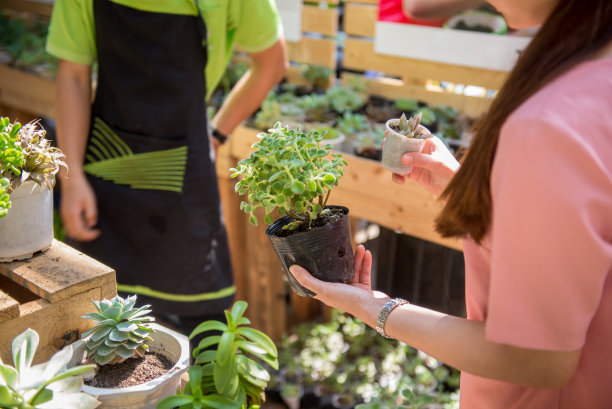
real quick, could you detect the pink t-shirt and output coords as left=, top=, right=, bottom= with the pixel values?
left=460, top=57, right=612, bottom=408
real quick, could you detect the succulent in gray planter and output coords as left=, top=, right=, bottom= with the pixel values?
left=0, top=117, right=67, bottom=261
left=382, top=112, right=432, bottom=175
left=230, top=123, right=353, bottom=297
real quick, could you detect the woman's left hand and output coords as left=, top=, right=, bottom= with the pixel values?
left=289, top=245, right=389, bottom=324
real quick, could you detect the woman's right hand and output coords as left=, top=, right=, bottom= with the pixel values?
left=59, top=174, right=101, bottom=241
left=392, top=136, right=460, bottom=197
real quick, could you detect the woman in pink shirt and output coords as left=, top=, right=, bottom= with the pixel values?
left=289, top=0, right=612, bottom=407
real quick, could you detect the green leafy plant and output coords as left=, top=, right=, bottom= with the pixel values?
left=80, top=294, right=155, bottom=365
left=417, top=108, right=437, bottom=127
left=298, top=94, right=333, bottom=123
left=157, top=301, right=278, bottom=409
left=0, top=328, right=100, bottom=409
left=394, top=98, right=419, bottom=113
left=299, top=64, right=334, bottom=90
left=337, top=112, right=370, bottom=136
left=230, top=123, right=348, bottom=230
left=0, top=118, right=66, bottom=218
left=253, top=96, right=282, bottom=131
left=325, top=85, right=367, bottom=114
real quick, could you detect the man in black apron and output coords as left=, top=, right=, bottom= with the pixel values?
left=46, top=0, right=287, bottom=342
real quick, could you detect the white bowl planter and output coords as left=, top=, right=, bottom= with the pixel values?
left=69, top=323, right=189, bottom=409
left=0, top=181, right=53, bottom=262
left=382, top=119, right=431, bottom=175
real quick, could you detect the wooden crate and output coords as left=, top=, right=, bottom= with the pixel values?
left=0, top=240, right=116, bottom=365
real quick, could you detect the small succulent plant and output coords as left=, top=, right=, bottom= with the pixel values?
left=81, top=295, right=155, bottom=365
left=0, top=117, right=66, bottom=217
left=395, top=112, right=426, bottom=138
left=0, top=328, right=99, bottom=409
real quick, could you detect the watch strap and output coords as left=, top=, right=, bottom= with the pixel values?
left=376, top=298, right=409, bottom=338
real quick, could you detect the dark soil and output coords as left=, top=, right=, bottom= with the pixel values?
left=85, top=352, right=174, bottom=389
left=354, top=146, right=382, bottom=161
left=274, top=207, right=346, bottom=238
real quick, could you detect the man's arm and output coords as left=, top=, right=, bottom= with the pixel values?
left=55, top=59, right=100, bottom=241
left=210, top=38, right=288, bottom=150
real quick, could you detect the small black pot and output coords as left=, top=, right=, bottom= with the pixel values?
left=266, top=205, right=354, bottom=297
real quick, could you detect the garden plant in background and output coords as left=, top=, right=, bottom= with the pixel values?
left=0, top=328, right=100, bottom=409
left=230, top=123, right=353, bottom=296
left=157, top=300, right=278, bottom=409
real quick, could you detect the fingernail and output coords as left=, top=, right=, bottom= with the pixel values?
left=289, top=265, right=302, bottom=276
left=401, top=155, right=413, bottom=165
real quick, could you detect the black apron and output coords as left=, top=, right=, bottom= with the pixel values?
left=70, top=0, right=234, bottom=316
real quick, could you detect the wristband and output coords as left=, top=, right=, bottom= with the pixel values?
left=376, top=298, right=409, bottom=338
left=211, top=127, right=229, bottom=144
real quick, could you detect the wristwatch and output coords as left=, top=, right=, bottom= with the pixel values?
left=211, top=126, right=229, bottom=144
left=376, top=298, right=409, bottom=338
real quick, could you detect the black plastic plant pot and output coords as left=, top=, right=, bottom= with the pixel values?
left=266, top=205, right=354, bottom=297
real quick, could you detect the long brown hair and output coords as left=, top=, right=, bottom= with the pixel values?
left=435, top=0, right=612, bottom=243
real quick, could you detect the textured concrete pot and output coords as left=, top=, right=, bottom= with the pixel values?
left=69, top=323, right=189, bottom=409
left=382, top=119, right=431, bottom=175
left=0, top=181, right=53, bottom=262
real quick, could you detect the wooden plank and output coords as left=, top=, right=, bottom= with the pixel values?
left=0, top=65, right=56, bottom=119
left=344, top=2, right=377, bottom=38
left=342, top=38, right=508, bottom=90
left=341, top=73, right=493, bottom=117
left=216, top=144, right=248, bottom=303
left=0, top=287, right=104, bottom=365
left=0, top=0, right=53, bottom=16
left=346, top=0, right=379, bottom=4
left=287, top=37, right=337, bottom=68
left=0, top=240, right=116, bottom=304
left=0, top=291, right=19, bottom=323
left=243, top=209, right=286, bottom=342
left=302, top=4, right=338, bottom=37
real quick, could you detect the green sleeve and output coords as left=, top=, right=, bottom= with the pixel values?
left=231, top=0, right=283, bottom=53
left=45, top=0, right=96, bottom=65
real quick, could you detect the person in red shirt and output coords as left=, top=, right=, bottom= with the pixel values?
left=291, top=0, right=612, bottom=407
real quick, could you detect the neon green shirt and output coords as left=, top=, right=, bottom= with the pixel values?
left=45, top=0, right=282, bottom=99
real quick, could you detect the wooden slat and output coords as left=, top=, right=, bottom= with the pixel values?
left=0, top=0, right=53, bottom=16
left=344, top=2, right=378, bottom=38
left=302, top=4, right=338, bottom=37
left=342, top=37, right=508, bottom=90
left=0, top=287, right=104, bottom=365
left=0, top=65, right=56, bottom=119
left=243, top=209, right=287, bottom=342
left=0, top=240, right=116, bottom=304
left=341, top=73, right=493, bottom=117
left=346, top=0, right=379, bottom=4
left=287, top=37, right=337, bottom=68
left=0, top=291, right=19, bottom=323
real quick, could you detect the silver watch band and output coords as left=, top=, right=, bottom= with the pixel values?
left=376, top=298, right=409, bottom=338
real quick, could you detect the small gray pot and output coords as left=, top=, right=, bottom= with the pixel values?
left=382, top=118, right=432, bottom=175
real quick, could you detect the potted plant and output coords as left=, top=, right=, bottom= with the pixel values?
left=382, top=112, right=432, bottom=175
left=230, top=123, right=353, bottom=297
left=69, top=294, right=190, bottom=409
left=0, top=328, right=100, bottom=408
left=0, top=117, right=66, bottom=261
left=280, top=383, right=303, bottom=409
left=156, top=300, right=279, bottom=409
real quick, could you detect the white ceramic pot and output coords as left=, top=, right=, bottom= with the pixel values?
left=0, top=181, right=53, bottom=262
left=70, top=323, right=190, bottom=409
left=382, top=119, right=431, bottom=175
